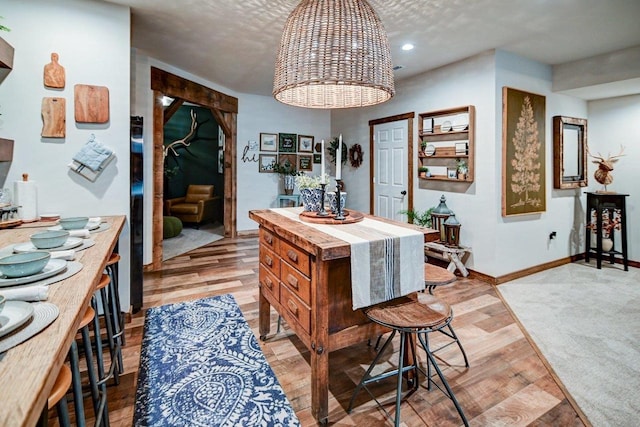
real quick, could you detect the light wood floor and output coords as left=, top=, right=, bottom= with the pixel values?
left=53, top=235, right=585, bottom=426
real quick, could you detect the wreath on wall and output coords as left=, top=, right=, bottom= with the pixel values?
left=328, top=137, right=348, bottom=165
left=348, top=144, right=363, bottom=169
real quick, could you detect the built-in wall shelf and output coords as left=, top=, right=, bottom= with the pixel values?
left=418, top=105, right=475, bottom=183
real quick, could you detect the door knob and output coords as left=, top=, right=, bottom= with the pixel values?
left=401, top=190, right=407, bottom=196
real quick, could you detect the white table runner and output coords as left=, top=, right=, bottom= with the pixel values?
left=271, top=208, right=424, bottom=310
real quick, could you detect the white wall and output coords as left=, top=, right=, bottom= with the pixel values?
left=495, top=50, right=588, bottom=277
left=587, top=94, right=639, bottom=261
left=332, top=50, right=595, bottom=277
left=0, top=0, right=132, bottom=306
left=131, top=54, right=331, bottom=263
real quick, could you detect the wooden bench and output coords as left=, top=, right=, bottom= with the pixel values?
left=424, top=241, right=471, bottom=277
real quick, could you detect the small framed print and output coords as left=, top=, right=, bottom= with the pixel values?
left=260, top=133, right=277, bottom=152
left=447, top=168, right=457, bottom=179
left=278, top=153, right=297, bottom=170
left=313, top=154, right=322, bottom=164
left=298, top=154, right=313, bottom=171
left=259, top=154, right=277, bottom=172
left=455, top=142, right=468, bottom=155
left=298, top=135, right=314, bottom=152
left=278, top=133, right=297, bottom=153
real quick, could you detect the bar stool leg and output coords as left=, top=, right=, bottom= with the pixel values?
left=91, top=294, right=111, bottom=427
left=68, top=341, right=87, bottom=427
left=348, top=330, right=397, bottom=413
left=417, top=332, right=468, bottom=427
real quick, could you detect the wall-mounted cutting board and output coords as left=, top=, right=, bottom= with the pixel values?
left=41, top=97, right=66, bottom=138
left=74, top=84, right=109, bottom=123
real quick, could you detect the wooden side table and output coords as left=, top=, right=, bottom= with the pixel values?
left=276, top=194, right=301, bottom=207
left=585, top=192, right=628, bottom=271
left=424, top=241, right=471, bottom=277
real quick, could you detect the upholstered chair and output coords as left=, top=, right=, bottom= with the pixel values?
left=165, top=184, right=218, bottom=227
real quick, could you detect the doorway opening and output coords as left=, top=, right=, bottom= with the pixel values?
left=150, top=67, right=238, bottom=270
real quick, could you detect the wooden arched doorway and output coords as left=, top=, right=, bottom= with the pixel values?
left=150, top=67, right=238, bottom=270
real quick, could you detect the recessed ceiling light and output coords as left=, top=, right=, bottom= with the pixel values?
left=401, top=43, right=414, bottom=51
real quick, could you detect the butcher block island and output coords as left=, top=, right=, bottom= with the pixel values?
left=249, top=208, right=439, bottom=424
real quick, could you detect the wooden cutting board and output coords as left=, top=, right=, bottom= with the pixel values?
left=41, top=97, right=66, bottom=138
left=74, top=84, right=109, bottom=123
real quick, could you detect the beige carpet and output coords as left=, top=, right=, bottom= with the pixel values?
left=162, top=222, right=224, bottom=260
left=498, top=262, right=640, bottom=427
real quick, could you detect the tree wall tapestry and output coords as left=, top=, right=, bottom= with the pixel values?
left=502, top=87, right=546, bottom=216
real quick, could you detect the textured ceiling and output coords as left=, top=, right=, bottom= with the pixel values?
left=100, top=0, right=640, bottom=97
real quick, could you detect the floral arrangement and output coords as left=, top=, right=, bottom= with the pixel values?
left=588, top=208, right=622, bottom=238
left=295, top=173, right=322, bottom=190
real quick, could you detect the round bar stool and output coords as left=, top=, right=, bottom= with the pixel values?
left=46, top=364, right=72, bottom=426
left=348, top=293, right=468, bottom=427
left=423, top=263, right=469, bottom=368
left=105, top=252, right=125, bottom=374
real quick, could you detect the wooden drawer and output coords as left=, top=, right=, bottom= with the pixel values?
left=280, top=285, right=311, bottom=335
left=280, top=240, right=310, bottom=277
left=260, top=228, right=279, bottom=253
left=281, top=261, right=311, bottom=305
left=259, top=265, right=280, bottom=303
left=259, top=244, right=280, bottom=277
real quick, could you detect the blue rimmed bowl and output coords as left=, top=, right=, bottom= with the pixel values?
left=30, top=230, right=70, bottom=249
left=59, top=216, right=89, bottom=230
left=0, top=251, right=52, bottom=278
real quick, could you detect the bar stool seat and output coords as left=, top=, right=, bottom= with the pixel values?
left=47, top=364, right=72, bottom=426
left=424, top=263, right=456, bottom=294
left=348, top=293, right=468, bottom=427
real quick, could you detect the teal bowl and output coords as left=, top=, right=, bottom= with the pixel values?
left=59, top=216, right=89, bottom=230
left=30, top=230, right=70, bottom=249
left=0, top=251, right=52, bottom=278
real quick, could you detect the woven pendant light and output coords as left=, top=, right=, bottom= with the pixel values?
left=273, top=0, right=395, bottom=109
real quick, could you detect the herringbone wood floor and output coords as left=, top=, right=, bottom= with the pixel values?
left=53, top=235, right=585, bottom=426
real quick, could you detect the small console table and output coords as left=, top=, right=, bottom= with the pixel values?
left=276, top=194, right=301, bottom=207
left=585, top=192, right=628, bottom=271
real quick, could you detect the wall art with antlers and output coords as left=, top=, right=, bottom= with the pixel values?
left=587, top=144, right=625, bottom=192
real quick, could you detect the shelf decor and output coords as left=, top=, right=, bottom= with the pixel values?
left=501, top=87, right=546, bottom=216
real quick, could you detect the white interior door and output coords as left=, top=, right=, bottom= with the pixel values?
left=373, top=120, right=408, bottom=221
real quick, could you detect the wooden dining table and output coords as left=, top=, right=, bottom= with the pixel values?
left=0, top=215, right=125, bottom=427
left=249, top=208, right=438, bottom=424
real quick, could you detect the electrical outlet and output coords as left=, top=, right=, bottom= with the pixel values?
left=549, top=231, right=557, bottom=240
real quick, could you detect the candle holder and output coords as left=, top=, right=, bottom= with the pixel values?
left=334, top=179, right=346, bottom=220
left=317, top=183, right=329, bottom=217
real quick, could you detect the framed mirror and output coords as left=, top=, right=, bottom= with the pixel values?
left=553, top=116, right=587, bottom=189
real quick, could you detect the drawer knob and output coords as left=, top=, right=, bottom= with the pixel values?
left=286, top=273, right=299, bottom=289
left=265, top=234, right=273, bottom=244
left=264, top=277, right=273, bottom=289
left=264, top=255, right=273, bottom=267
left=287, top=299, right=298, bottom=316
left=287, top=250, right=298, bottom=263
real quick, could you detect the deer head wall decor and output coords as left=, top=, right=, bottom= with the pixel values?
left=587, top=145, right=625, bottom=192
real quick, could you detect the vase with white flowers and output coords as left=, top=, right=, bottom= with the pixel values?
left=295, top=173, right=324, bottom=211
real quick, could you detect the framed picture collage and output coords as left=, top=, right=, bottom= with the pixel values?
left=258, top=132, right=320, bottom=173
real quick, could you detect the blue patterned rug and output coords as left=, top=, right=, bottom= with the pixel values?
left=134, top=294, right=300, bottom=427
